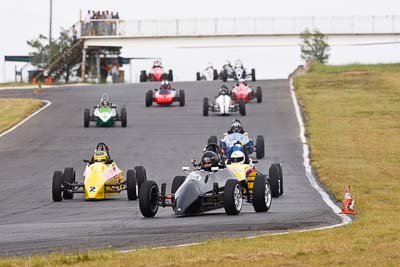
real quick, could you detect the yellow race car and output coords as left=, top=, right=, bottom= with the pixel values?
left=226, top=149, right=283, bottom=198
left=52, top=143, right=147, bottom=201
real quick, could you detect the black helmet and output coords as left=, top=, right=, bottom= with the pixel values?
left=230, top=119, right=243, bottom=133
left=201, top=151, right=219, bottom=171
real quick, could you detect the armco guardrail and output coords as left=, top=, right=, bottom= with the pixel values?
left=81, top=15, right=400, bottom=38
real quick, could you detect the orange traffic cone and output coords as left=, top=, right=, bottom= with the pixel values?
left=339, top=185, right=357, bottom=215
left=32, top=78, right=37, bottom=85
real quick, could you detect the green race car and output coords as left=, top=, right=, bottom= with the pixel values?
left=84, top=94, right=127, bottom=127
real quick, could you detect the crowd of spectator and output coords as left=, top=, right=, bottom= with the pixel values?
left=83, top=10, right=121, bottom=36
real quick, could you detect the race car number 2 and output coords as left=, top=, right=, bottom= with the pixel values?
left=89, top=186, right=96, bottom=192
left=189, top=174, right=201, bottom=181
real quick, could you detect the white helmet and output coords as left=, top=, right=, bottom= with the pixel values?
left=239, top=78, right=245, bottom=84
left=230, top=150, right=245, bottom=164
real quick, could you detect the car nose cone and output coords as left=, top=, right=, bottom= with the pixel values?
left=174, top=180, right=201, bottom=215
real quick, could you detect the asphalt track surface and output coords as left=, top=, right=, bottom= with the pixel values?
left=0, top=80, right=342, bottom=256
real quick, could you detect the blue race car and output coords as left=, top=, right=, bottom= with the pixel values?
left=207, top=132, right=265, bottom=159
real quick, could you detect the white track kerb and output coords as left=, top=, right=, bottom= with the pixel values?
left=0, top=100, right=51, bottom=139
left=120, top=80, right=352, bottom=253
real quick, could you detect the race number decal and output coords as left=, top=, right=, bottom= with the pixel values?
left=189, top=174, right=201, bottom=181
left=89, top=186, right=96, bottom=192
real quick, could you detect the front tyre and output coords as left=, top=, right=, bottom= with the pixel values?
left=253, top=175, right=272, bottom=212
left=52, top=171, right=63, bottom=202
left=139, top=181, right=160, bottom=217
left=126, top=169, right=137, bottom=200
left=207, top=135, right=218, bottom=145
left=171, top=176, right=186, bottom=194
left=196, top=72, right=201, bottom=81
left=168, top=70, right=173, bottom=81
left=224, top=179, right=243, bottom=215
left=179, top=90, right=185, bottom=106
left=269, top=164, right=280, bottom=197
left=121, top=108, right=127, bottom=127
left=203, top=97, right=209, bottom=116
left=239, top=98, right=246, bottom=116
left=84, top=109, right=90, bottom=127
left=251, top=68, right=256, bottom=81
left=145, top=91, right=153, bottom=107
left=256, top=86, right=262, bottom=103
left=256, top=135, right=265, bottom=159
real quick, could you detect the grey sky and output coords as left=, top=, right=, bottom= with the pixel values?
left=1, top=0, right=399, bottom=82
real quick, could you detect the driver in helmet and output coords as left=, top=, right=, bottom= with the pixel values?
left=200, top=151, right=220, bottom=171
left=153, top=60, right=162, bottom=68
left=99, top=94, right=112, bottom=107
left=227, top=119, right=246, bottom=134
left=229, top=150, right=246, bottom=164
left=235, top=59, right=244, bottom=69
left=218, top=85, right=229, bottom=96
left=205, top=62, right=214, bottom=70
left=222, top=60, right=232, bottom=70
left=89, top=143, right=112, bottom=165
left=160, top=80, right=171, bottom=90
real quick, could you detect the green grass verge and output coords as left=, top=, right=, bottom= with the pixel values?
left=1, top=64, right=400, bottom=266
left=0, top=99, right=43, bottom=134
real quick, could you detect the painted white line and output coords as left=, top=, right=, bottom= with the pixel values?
left=289, top=78, right=352, bottom=226
left=119, top=79, right=353, bottom=254
left=0, top=100, right=52, bottom=139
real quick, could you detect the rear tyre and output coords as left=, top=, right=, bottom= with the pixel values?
left=84, top=109, right=90, bottom=127
left=196, top=72, right=201, bottom=81
left=256, top=135, right=265, bottom=159
left=145, top=91, right=153, bottom=107
left=63, top=167, right=75, bottom=200
left=179, top=90, right=185, bottom=107
left=224, top=179, right=243, bottom=215
left=126, top=169, right=137, bottom=200
left=52, top=171, right=63, bottom=202
left=222, top=69, right=228, bottom=82
left=207, top=135, right=218, bottom=145
left=140, top=70, right=147, bottom=82
left=239, top=98, right=246, bottom=116
left=253, top=175, right=272, bottom=212
left=121, top=108, right=127, bottom=127
left=203, top=97, right=209, bottom=116
left=135, top=166, right=147, bottom=192
left=269, top=164, right=280, bottom=197
left=171, top=176, right=186, bottom=194
left=256, top=86, right=262, bottom=103
left=277, top=164, right=283, bottom=195
left=139, top=181, right=159, bottom=217
left=251, top=69, right=256, bottom=81
left=168, top=70, right=173, bottom=81
left=213, top=69, right=218, bottom=80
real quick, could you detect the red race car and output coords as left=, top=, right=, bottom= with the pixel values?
left=145, top=81, right=185, bottom=107
left=140, top=60, right=173, bottom=82
left=231, top=79, right=262, bottom=103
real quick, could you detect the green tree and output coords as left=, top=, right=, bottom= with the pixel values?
left=300, top=28, right=330, bottom=64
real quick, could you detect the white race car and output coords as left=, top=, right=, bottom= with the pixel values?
left=203, top=86, right=246, bottom=116
left=196, top=63, right=218, bottom=81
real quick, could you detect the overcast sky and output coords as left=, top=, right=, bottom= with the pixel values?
left=1, top=0, right=399, bottom=82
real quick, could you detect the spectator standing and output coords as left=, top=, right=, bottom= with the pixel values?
left=84, top=10, right=91, bottom=36
left=71, top=25, right=78, bottom=43
left=111, top=60, right=120, bottom=83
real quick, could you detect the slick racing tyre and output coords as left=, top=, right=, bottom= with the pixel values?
left=126, top=169, right=137, bottom=200
left=196, top=72, right=201, bottom=81
left=139, top=181, right=159, bottom=217
left=179, top=90, right=185, bottom=106
left=145, top=91, right=153, bottom=107
left=256, top=86, right=262, bottom=103
left=222, top=69, right=228, bottom=82
left=224, top=179, right=243, bottom=215
left=84, top=108, right=90, bottom=127
left=168, top=70, right=173, bottom=81
left=277, top=163, right=283, bottom=195
left=63, top=167, right=75, bottom=200
left=135, top=166, right=147, bottom=192
left=251, top=68, right=256, bottom=81
left=269, top=164, right=280, bottom=197
left=253, top=175, right=272, bottom=212
left=256, top=135, right=265, bottom=159
left=213, top=69, right=219, bottom=80
left=203, top=97, right=209, bottom=116
left=239, top=98, right=246, bottom=116
left=52, top=171, right=63, bottom=202
left=121, top=108, right=127, bottom=127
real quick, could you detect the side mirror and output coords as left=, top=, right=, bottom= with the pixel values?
left=182, top=166, right=190, bottom=172
left=252, top=160, right=258, bottom=164
left=83, top=159, right=89, bottom=163
left=223, top=132, right=227, bottom=136
left=211, top=166, right=219, bottom=172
